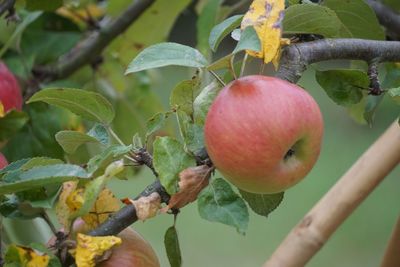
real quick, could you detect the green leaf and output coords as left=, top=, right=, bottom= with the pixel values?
left=55, top=131, right=100, bottom=154
left=153, top=137, right=196, bottom=194
left=193, top=81, right=222, bottom=125
left=207, top=53, right=234, bottom=71
left=170, top=79, right=200, bottom=117
left=20, top=157, right=63, bottom=171
left=0, top=194, right=43, bottom=219
left=2, top=103, right=65, bottom=161
left=0, top=159, right=30, bottom=175
left=0, top=11, right=42, bottom=58
left=87, top=145, right=132, bottom=175
left=125, top=43, right=208, bottom=74
left=146, top=112, right=170, bottom=142
left=364, top=95, right=384, bottom=126
left=197, top=0, right=223, bottom=56
left=388, top=88, right=400, bottom=104
left=27, top=184, right=61, bottom=209
left=315, top=69, right=368, bottom=106
left=22, top=31, right=80, bottom=65
left=207, top=26, right=261, bottom=71
left=0, top=164, right=89, bottom=195
left=69, top=175, right=107, bottom=219
left=383, top=63, right=400, bottom=89
left=283, top=4, right=342, bottom=37
left=132, top=133, right=143, bottom=150
left=239, top=190, right=284, bottom=218
left=323, top=0, right=385, bottom=40
left=0, top=110, right=29, bottom=142
left=233, top=26, right=261, bottom=54
left=66, top=163, right=122, bottom=219
left=164, top=226, right=182, bottom=267
left=176, top=111, right=204, bottom=154
left=87, top=124, right=110, bottom=145
left=111, top=73, right=165, bottom=143
left=26, top=0, right=62, bottom=11
left=107, top=0, right=191, bottom=65
left=209, top=15, right=244, bottom=52
left=197, top=178, right=249, bottom=235
left=27, top=88, right=115, bottom=124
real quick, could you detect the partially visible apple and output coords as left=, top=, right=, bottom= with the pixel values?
left=0, top=152, right=8, bottom=169
left=0, top=62, right=23, bottom=113
left=99, top=228, right=160, bottom=267
left=204, top=75, right=323, bottom=194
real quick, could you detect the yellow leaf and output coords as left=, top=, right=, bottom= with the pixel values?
left=12, top=246, right=50, bottom=267
left=56, top=181, right=79, bottom=230
left=81, top=188, right=121, bottom=229
left=57, top=4, right=105, bottom=25
left=0, top=102, right=5, bottom=117
left=66, top=187, right=85, bottom=213
left=74, top=233, right=122, bottom=267
left=241, top=0, right=286, bottom=68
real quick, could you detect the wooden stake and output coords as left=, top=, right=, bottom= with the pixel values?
left=380, top=216, right=400, bottom=267
left=264, top=121, right=400, bottom=267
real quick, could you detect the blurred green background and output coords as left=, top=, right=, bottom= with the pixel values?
left=106, top=66, right=400, bottom=267
left=2, top=2, right=400, bottom=266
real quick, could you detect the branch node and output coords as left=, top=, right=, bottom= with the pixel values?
left=367, top=60, right=383, bottom=95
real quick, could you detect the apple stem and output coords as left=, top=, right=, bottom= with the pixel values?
left=264, top=121, right=400, bottom=267
left=208, top=70, right=226, bottom=87
left=240, top=53, right=249, bottom=77
left=259, top=62, right=265, bottom=75
left=229, top=55, right=237, bottom=80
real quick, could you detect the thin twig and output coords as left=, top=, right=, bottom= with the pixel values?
left=107, top=126, right=126, bottom=146
left=41, top=212, right=58, bottom=235
left=209, top=70, right=226, bottom=86
left=229, top=55, right=237, bottom=80
left=240, top=53, right=249, bottom=77
left=264, top=121, right=400, bottom=267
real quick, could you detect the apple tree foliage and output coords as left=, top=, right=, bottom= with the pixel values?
left=0, top=0, right=399, bottom=266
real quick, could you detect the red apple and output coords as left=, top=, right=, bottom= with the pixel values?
left=99, top=228, right=160, bottom=267
left=0, top=62, right=23, bottom=113
left=0, top=152, right=8, bottom=169
left=204, top=75, right=323, bottom=194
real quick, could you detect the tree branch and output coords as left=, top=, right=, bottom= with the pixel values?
left=0, top=0, right=15, bottom=17
left=88, top=180, right=170, bottom=236
left=32, top=0, right=155, bottom=81
left=264, top=121, right=400, bottom=267
left=277, top=38, right=400, bottom=83
left=88, top=147, right=210, bottom=236
left=380, top=216, right=400, bottom=267
left=366, top=0, right=400, bottom=40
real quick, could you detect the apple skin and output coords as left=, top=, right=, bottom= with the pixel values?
left=0, top=62, right=23, bottom=113
left=99, top=228, right=160, bottom=267
left=204, top=75, right=323, bottom=194
left=0, top=152, right=8, bottom=169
